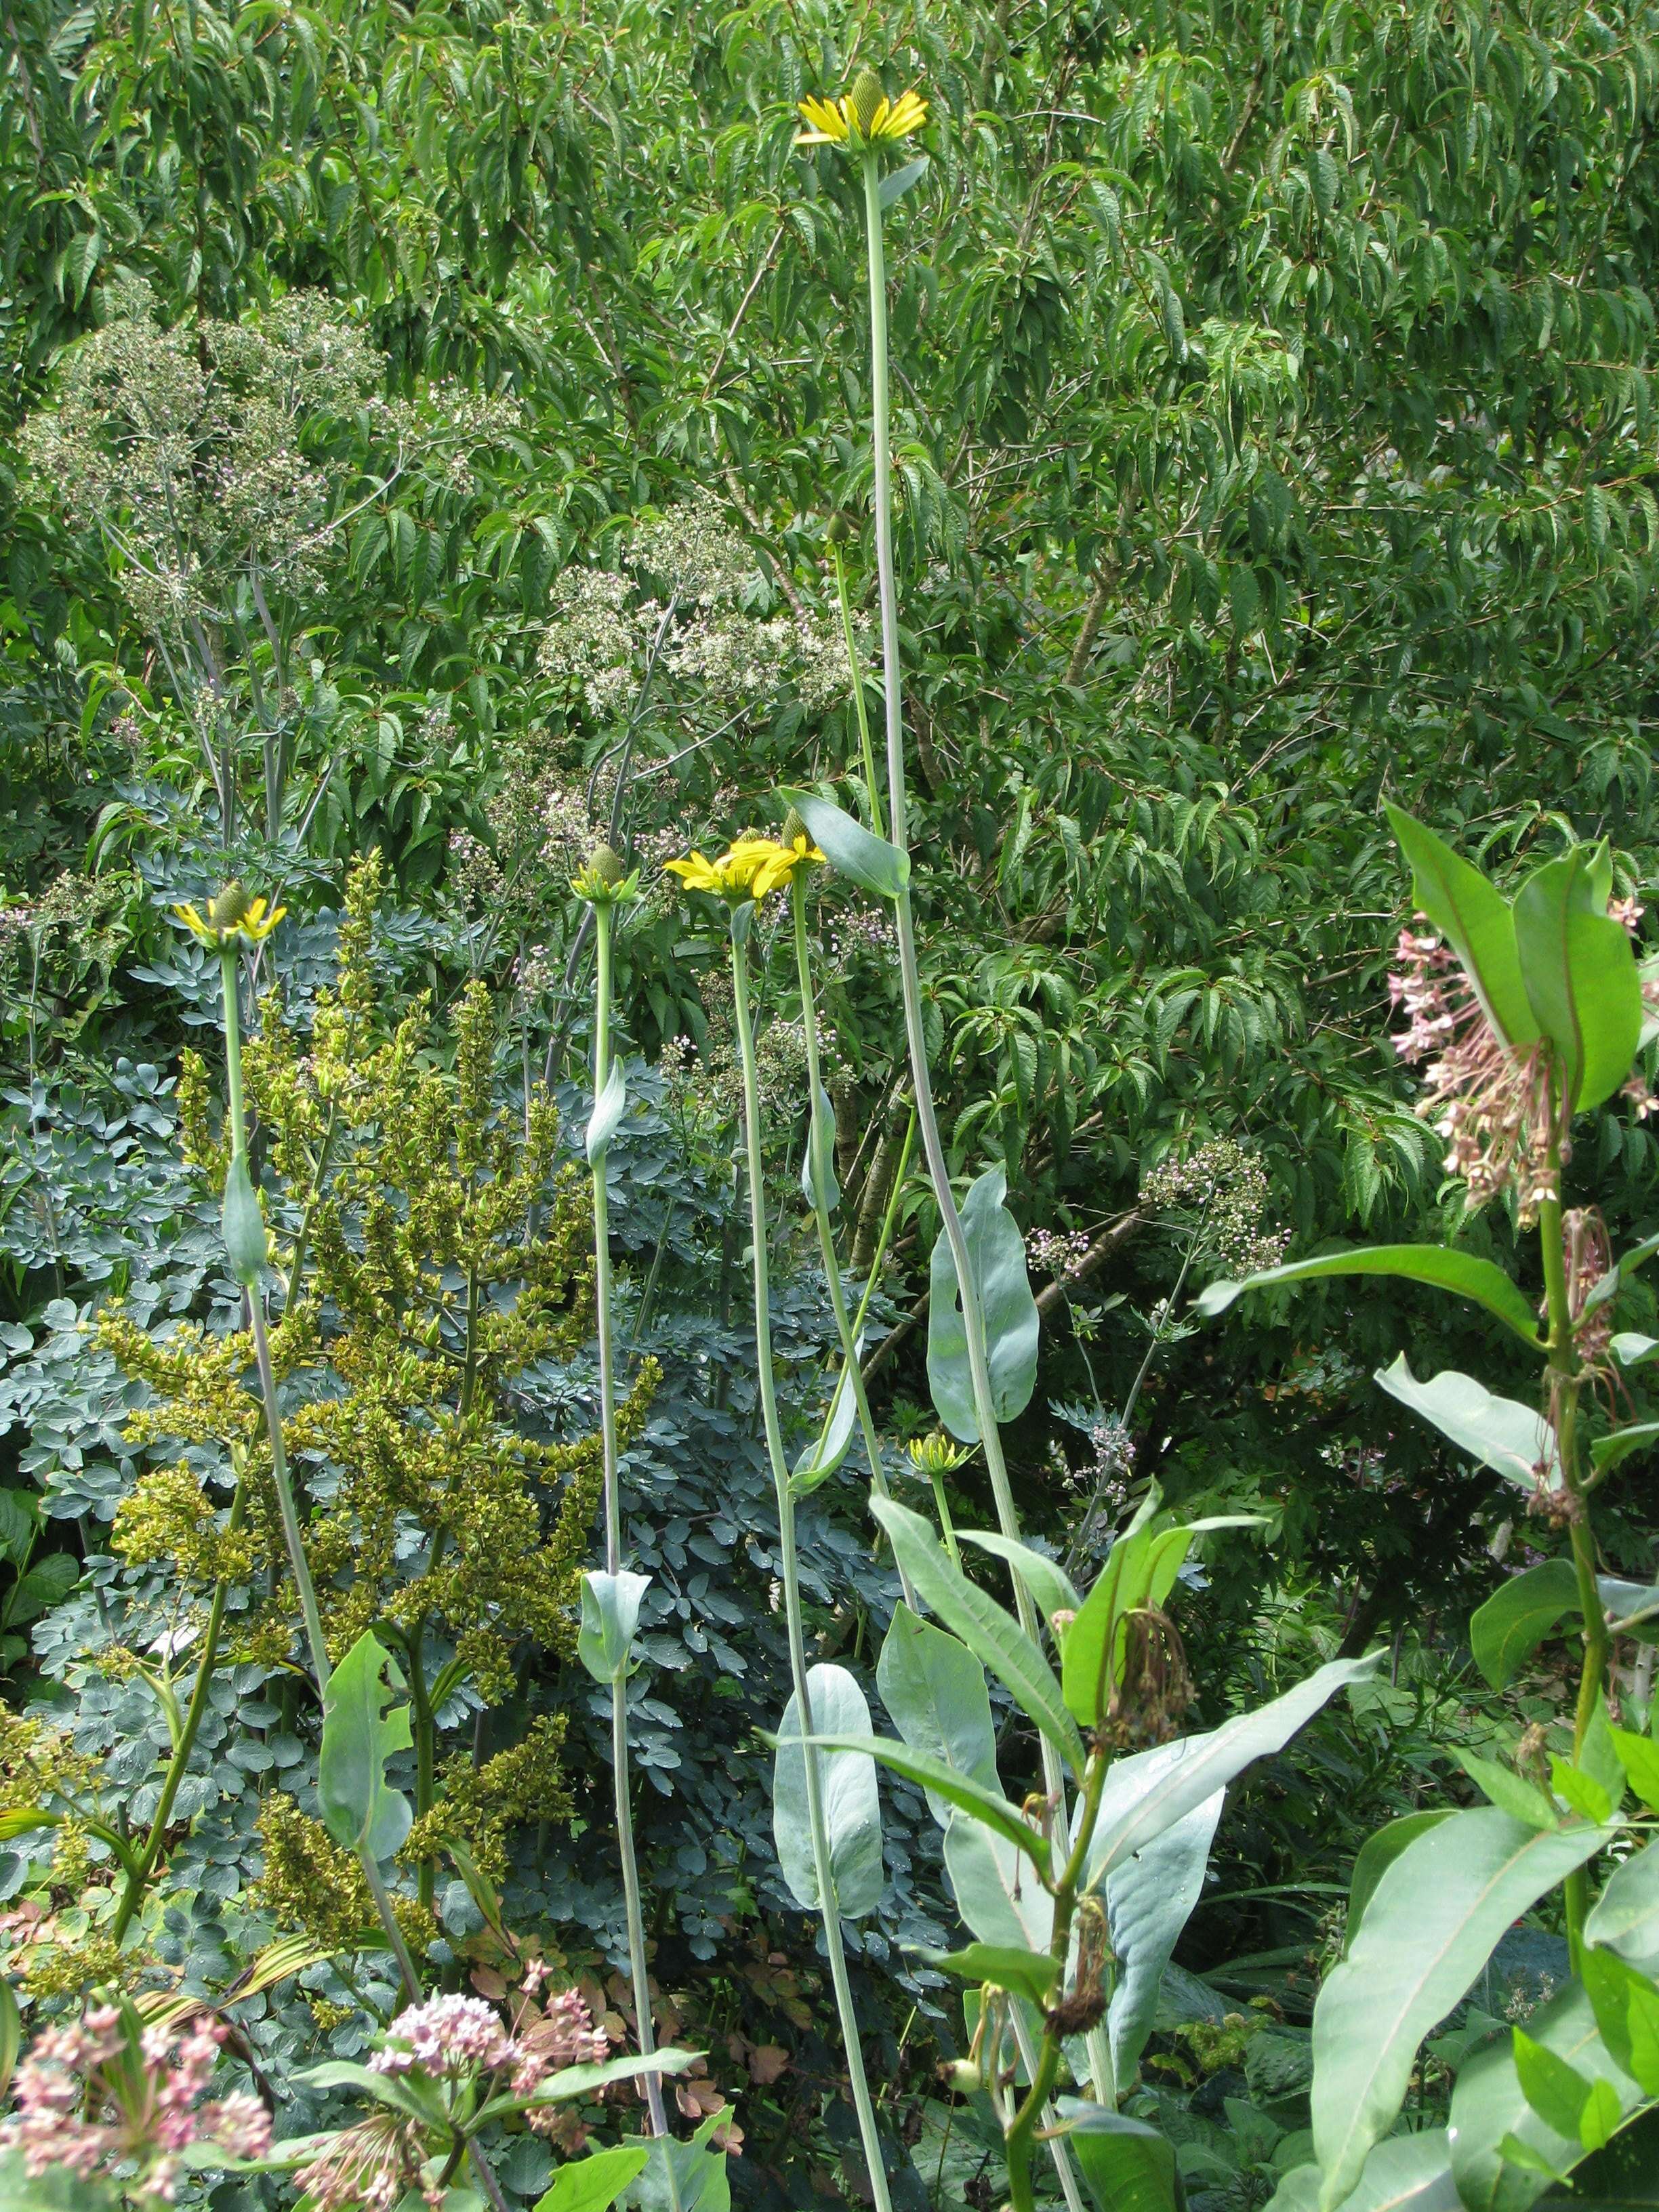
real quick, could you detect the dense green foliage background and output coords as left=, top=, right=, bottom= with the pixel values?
left=5, top=0, right=1659, bottom=2201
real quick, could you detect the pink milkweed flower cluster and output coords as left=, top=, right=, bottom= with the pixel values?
left=1389, top=924, right=1562, bottom=1221
left=295, top=1978, right=612, bottom=2212
left=0, top=2002, right=270, bottom=2206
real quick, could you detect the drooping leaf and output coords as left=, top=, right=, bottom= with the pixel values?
left=1599, top=1576, right=1659, bottom=1641
left=577, top=1569, right=651, bottom=1686
left=1086, top=1656, right=1379, bottom=1889
left=878, top=154, right=928, bottom=208
left=1310, top=1807, right=1610, bottom=2209
left=1513, top=848, right=1642, bottom=1111
left=783, top=790, right=908, bottom=899
left=1097, top=1737, right=1227, bottom=2082
left=790, top=1369, right=858, bottom=1496
left=1195, top=1244, right=1543, bottom=1347
left=586, top=1059, right=628, bottom=1162
left=792, top=1731, right=1044, bottom=1867
left=799, top=1078, right=839, bottom=1212
left=771, top=1664, right=884, bottom=1919
left=317, top=1631, right=414, bottom=1863
left=1374, top=1358, right=1559, bottom=1491
left=1385, top=806, right=1538, bottom=1048
left=870, top=1498, right=1085, bottom=1773
left=923, top=1941, right=1058, bottom=2007
left=876, top=1603, right=998, bottom=1828
left=1470, top=1558, right=1582, bottom=1688
left=1612, top=1332, right=1659, bottom=1368
left=926, top=1168, right=1041, bottom=1444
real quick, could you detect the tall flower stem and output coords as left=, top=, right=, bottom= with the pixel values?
left=1540, top=1166, right=1605, bottom=1970
left=832, top=541, right=885, bottom=838
left=589, top=898, right=676, bottom=2156
left=215, top=942, right=423, bottom=2005
left=858, top=153, right=1065, bottom=1805
left=790, top=874, right=915, bottom=1612
left=730, top=913, right=895, bottom=2212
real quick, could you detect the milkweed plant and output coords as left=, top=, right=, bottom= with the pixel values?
left=14, top=55, right=1659, bottom=2212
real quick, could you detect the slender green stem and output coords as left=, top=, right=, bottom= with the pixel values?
left=792, top=877, right=915, bottom=1611
left=590, top=901, right=676, bottom=2167
left=731, top=916, right=894, bottom=2212
left=1540, top=1176, right=1606, bottom=1969
left=110, top=1475, right=248, bottom=1944
left=858, top=153, right=1065, bottom=1805
left=832, top=542, right=885, bottom=838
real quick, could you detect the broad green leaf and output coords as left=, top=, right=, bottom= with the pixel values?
left=298, top=2056, right=446, bottom=2127
left=1057, top=2102, right=1181, bottom=2212
left=944, top=1816, right=1054, bottom=1953
left=876, top=1603, right=998, bottom=1828
left=1586, top=1838, right=1659, bottom=1971
left=1385, top=806, right=1537, bottom=1048
left=1611, top=1726, right=1659, bottom=1814
left=1265, top=2132, right=1460, bottom=2212
left=1551, top=1758, right=1615, bottom=1823
left=1514, top=2026, right=1594, bottom=2139
left=1513, top=848, right=1642, bottom=1111
left=1613, top=1332, right=1659, bottom=1368
left=318, top=1631, right=413, bottom=1863
left=486, top=2047, right=702, bottom=2121
left=1599, top=1576, right=1659, bottom=1641
left=533, top=2143, right=650, bottom=2212
left=600, top=2107, right=728, bottom=2212
left=1267, top=2131, right=1460, bottom=2212
left=1454, top=1751, right=1557, bottom=1829
left=790, top=1369, right=857, bottom=1496
left=221, top=1151, right=268, bottom=1286
left=1592, top=1420, right=1659, bottom=1476
left=1347, top=1810, right=1462, bottom=1948
left=794, top=1731, right=1044, bottom=1867
left=927, top=1168, right=1041, bottom=1443
left=771, top=1664, right=884, bottom=1919
left=784, top=790, right=909, bottom=899
left=1086, top=1656, right=1378, bottom=1889
left=586, top=1059, right=627, bottom=1162
left=799, top=1078, right=838, bottom=1212
left=1097, top=1736, right=1227, bottom=2082
left=1450, top=1980, right=1640, bottom=2211
left=924, top=1941, right=1058, bottom=2007
left=1586, top=1230, right=1659, bottom=1316
left=958, top=1530, right=1080, bottom=1630
left=1195, top=1244, right=1543, bottom=1347
left=1471, top=1558, right=1582, bottom=1688
left=1579, top=2073, right=1624, bottom=2151
left=870, top=1497, right=1085, bottom=1773
left=1580, top=1946, right=1659, bottom=2086
left=1061, top=1521, right=1161, bottom=1729
left=577, top=1569, right=650, bottom=1685
left=5, top=1554, right=78, bottom=1627
left=1311, top=1807, right=1610, bottom=2210
left=1374, top=1358, right=1559, bottom=1491
left=0, top=1977, right=18, bottom=2101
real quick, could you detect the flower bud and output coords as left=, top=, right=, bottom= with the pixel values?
left=825, top=511, right=855, bottom=546
left=207, top=882, right=254, bottom=935
left=587, top=844, right=626, bottom=886
left=781, top=806, right=809, bottom=847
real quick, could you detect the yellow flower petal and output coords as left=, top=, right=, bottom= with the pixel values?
left=796, top=96, right=850, bottom=143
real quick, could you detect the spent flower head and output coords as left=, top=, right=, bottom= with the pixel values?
left=174, top=882, right=285, bottom=951
left=797, top=68, right=928, bottom=150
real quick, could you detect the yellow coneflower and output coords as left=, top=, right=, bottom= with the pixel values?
left=664, top=834, right=823, bottom=904
left=796, top=68, right=928, bottom=151
left=173, top=882, right=286, bottom=949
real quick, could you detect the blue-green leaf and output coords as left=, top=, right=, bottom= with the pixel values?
left=318, top=1631, right=413, bottom=1863
left=577, top=1569, right=650, bottom=1685
left=876, top=1603, right=998, bottom=1828
left=586, top=1060, right=627, bottom=1162
left=771, top=1664, right=884, bottom=1919
left=783, top=790, right=908, bottom=899
left=1374, top=1358, right=1559, bottom=1490
left=927, top=1168, right=1040, bottom=1443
